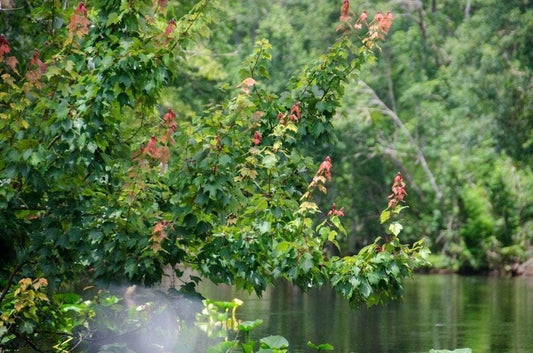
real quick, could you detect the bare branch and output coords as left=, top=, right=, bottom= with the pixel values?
left=359, top=80, right=444, bottom=201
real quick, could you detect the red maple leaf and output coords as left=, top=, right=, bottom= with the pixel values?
left=0, top=35, right=10, bottom=60
left=165, top=19, right=177, bottom=38
left=252, top=131, right=262, bottom=146
left=6, top=56, right=19, bottom=74
left=29, top=50, right=47, bottom=73
left=68, top=2, right=90, bottom=38
left=340, top=0, right=350, bottom=22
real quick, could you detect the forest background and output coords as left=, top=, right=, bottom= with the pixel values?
left=220, top=0, right=533, bottom=273
left=167, top=0, right=533, bottom=274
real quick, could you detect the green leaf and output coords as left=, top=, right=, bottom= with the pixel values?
left=260, top=335, right=289, bottom=349
left=307, top=341, right=335, bottom=351
left=241, top=342, right=255, bottom=353
left=389, top=222, right=403, bottom=236
left=360, top=282, right=372, bottom=298
left=257, top=221, right=271, bottom=234
left=54, top=293, right=81, bottom=304
left=429, top=350, right=472, bottom=353
left=207, top=341, right=235, bottom=353
left=262, top=154, right=278, bottom=169
left=380, top=210, right=391, bottom=224
left=238, top=319, right=263, bottom=332
left=298, top=252, right=314, bottom=273
left=276, top=241, right=291, bottom=254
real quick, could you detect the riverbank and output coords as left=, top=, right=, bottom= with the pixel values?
left=419, top=253, right=533, bottom=277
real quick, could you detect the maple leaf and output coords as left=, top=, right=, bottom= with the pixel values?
left=143, top=135, right=159, bottom=158
left=318, top=156, right=332, bottom=181
left=6, top=56, right=19, bottom=74
left=237, top=77, right=257, bottom=94
left=290, top=101, right=301, bottom=120
left=162, top=108, right=176, bottom=123
left=252, top=131, right=262, bottom=145
left=340, top=0, right=350, bottom=22
left=68, top=14, right=90, bottom=38
left=25, top=69, right=41, bottom=83
left=0, top=34, right=10, bottom=58
left=76, top=2, right=87, bottom=16
left=68, top=2, right=90, bottom=39
left=359, top=10, right=368, bottom=22
left=158, top=145, right=170, bottom=164
left=165, top=19, right=177, bottom=38
left=29, top=50, right=47, bottom=73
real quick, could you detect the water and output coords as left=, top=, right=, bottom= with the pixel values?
left=198, top=274, right=533, bottom=353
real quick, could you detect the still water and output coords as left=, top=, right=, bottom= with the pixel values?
left=199, top=275, right=533, bottom=353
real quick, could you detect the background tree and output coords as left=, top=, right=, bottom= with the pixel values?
left=209, top=0, right=533, bottom=272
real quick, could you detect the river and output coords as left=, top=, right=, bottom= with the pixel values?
left=198, top=274, right=533, bottom=353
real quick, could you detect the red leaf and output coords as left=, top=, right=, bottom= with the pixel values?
left=252, top=131, right=262, bottom=146
left=6, top=56, right=18, bottom=74
left=68, top=14, right=90, bottom=38
left=340, top=0, right=350, bottom=22
left=0, top=35, right=10, bottom=57
left=76, top=2, right=87, bottom=16
left=290, top=101, right=301, bottom=120
left=165, top=19, right=177, bottom=37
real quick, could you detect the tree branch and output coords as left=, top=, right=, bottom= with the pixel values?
left=0, top=261, right=25, bottom=306
left=359, top=80, right=443, bottom=201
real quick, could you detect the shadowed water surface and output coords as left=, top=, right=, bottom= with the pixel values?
left=199, top=274, right=533, bottom=353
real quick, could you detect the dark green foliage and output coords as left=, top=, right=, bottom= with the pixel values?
left=0, top=0, right=428, bottom=350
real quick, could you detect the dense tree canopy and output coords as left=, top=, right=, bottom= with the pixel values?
left=0, top=0, right=429, bottom=350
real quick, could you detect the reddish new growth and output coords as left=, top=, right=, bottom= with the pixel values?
left=359, top=10, right=368, bottom=22
left=336, top=0, right=394, bottom=44
left=387, top=172, right=407, bottom=209
left=327, top=203, right=345, bottom=217
left=25, top=49, right=47, bottom=83
left=340, top=0, right=350, bottom=22
left=143, top=135, right=159, bottom=158
left=0, top=34, right=10, bottom=58
left=0, top=34, right=17, bottom=73
left=68, top=2, right=90, bottom=38
left=252, top=131, right=262, bottom=146
left=76, top=1, right=87, bottom=16
left=277, top=101, right=301, bottom=125
left=306, top=156, right=333, bottom=196
left=363, top=10, right=394, bottom=46
left=29, top=50, right=47, bottom=73
left=165, top=19, right=177, bottom=38
left=375, top=11, right=394, bottom=33
left=318, top=156, right=333, bottom=181
left=134, top=109, right=178, bottom=173
left=237, top=77, right=257, bottom=95
left=150, top=221, right=171, bottom=253
left=161, top=108, right=177, bottom=144
left=290, top=101, right=301, bottom=120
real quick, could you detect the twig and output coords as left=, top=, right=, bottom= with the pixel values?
left=12, top=331, right=46, bottom=353
left=0, top=262, right=25, bottom=306
left=359, top=80, right=443, bottom=201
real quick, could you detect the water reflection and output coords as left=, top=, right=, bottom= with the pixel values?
left=198, top=275, right=533, bottom=353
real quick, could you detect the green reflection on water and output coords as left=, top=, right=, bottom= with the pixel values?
left=198, top=275, right=533, bottom=353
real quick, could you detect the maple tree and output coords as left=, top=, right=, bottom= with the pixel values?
left=0, top=0, right=428, bottom=350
